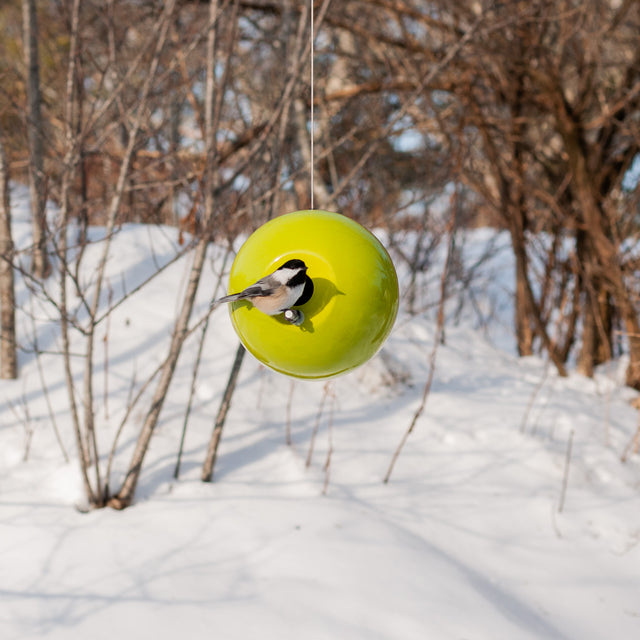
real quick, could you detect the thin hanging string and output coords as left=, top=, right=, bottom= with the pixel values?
left=309, top=0, right=315, bottom=209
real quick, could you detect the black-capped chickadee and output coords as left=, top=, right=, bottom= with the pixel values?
left=215, top=258, right=313, bottom=325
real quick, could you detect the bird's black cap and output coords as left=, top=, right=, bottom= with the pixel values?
left=279, top=259, right=307, bottom=271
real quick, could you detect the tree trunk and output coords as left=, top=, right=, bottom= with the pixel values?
left=577, top=279, right=613, bottom=378
left=111, top=0, right=216, bottom=509
left=0, top=128, right=17, bottom=379
left=22, top=0, right=50, bottom=279
left=557, top=108, right=640, bottom=387
left=512, top=232, right=534, bottom=357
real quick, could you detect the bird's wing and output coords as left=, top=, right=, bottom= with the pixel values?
left=238, top=284, right=272, bottom=298
left=216, top=282, right=273, bottom=304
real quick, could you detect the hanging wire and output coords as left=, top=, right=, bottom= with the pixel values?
left=310, top=0, right=315, bottom=209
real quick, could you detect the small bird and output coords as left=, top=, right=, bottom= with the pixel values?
left=215, top=258, right=313, bottom=325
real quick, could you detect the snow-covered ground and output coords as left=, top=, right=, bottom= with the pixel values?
left=1, top=186, right=639, bottom=639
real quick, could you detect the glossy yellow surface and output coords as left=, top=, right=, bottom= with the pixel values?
left=227, top=210, right=399, bottom=379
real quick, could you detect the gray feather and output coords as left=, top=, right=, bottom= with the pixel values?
left=216, top=284, right=272, bottom=304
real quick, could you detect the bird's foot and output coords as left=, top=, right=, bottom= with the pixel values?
left=283, top=309, right=304, bottom=326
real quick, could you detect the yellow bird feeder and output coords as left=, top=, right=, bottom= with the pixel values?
left=226, top=210, right=399, bottom=379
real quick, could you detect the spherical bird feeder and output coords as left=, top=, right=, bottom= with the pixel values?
left=226, top=210, right=399, bottom=379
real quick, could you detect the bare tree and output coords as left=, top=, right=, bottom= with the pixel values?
left=43, top=0, right=189, bottom=508
left=56, top=0, right=97, bottom=504
left=3, top=0, right=639, bottom=510
left=420, top=0, right=640, bottom=385
left=0, top=124, right=17, bottom=379
left=112, top=0, right=227, bottom=508
left=22, top=0, right=50, bottom=279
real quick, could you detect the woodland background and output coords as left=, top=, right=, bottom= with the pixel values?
left=0, top=0, right=639, bottom=509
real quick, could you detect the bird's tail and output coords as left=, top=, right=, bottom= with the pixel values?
left=215, top=292, right=244, bottom=305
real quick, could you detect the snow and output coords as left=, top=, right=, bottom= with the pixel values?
left=1, top=187, right=640, bottom=639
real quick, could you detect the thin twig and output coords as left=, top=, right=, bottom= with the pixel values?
left=29, top=295, right=69, bottom=462
left=306, top=382, right=330, bottom=468
left=103, top=284, right=113, bottom=420
left=94, top=241, right=195, bottom=326
left=104, top=363, right=139, bottom=500
left=201, top=343, right=246, bottom=482
left=7, top=395, right=34, bottom=462
left=286, top=379, right=295, bottom=446
left=621, top=403, right=640, bottom=463
left=322, top=384, right=336, bottom=495
left=558, top=429, right=575, bottom=513
left=174, top=248, right=232, bottom=479
left=520, top=355, right=551, bottom=434
left=325, top=13, right=485, bottom=210
left=384, top=216, right=457, bottom=483
left=173, top=319, right=208, bottom=480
